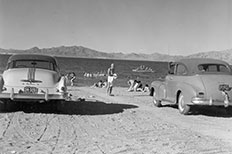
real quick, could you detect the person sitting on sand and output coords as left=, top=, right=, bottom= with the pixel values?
left=127, top=78, right=135, bottom=92
left=133, top=80, right=143, bottom=91
left=98, top=80, right=103, bottom=87
left=92, top=80, right=103, bottom=88
left=143, top=84, right=150, bottom=93
left=136, top=81, right=143, bottom=92
left=102, top=80, right=107, bottom=88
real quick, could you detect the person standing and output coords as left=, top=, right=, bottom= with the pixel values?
left=107, top=63, right=115, bottom=96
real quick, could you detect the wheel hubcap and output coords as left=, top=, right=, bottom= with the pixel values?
left=179, top=95, right=185, bottom=112
left=153, top=98, right=157, bottom=104
left=153, top=92, right=157, bottom=104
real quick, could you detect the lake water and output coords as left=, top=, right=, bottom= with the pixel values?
left=0, top=54, right=168, bottom=87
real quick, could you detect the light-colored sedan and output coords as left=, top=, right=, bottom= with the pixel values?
left=150, top=58, right=232, bottom=115
left=0, top=54, right=68, bottom=111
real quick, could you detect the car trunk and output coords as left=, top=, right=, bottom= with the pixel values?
left=200, top=74, right=232, bottom=101
left=3, top=68, right=59, bottom=88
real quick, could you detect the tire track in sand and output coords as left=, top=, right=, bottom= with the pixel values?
left=3, top=112, right=34, bottom=142
left=49, top=116, right=61, bottom=154
left=0, top=112, right=59, bottom=154
left=36, top=114, right=56, bottom=142
left=0, top=112, right=15, bottom=138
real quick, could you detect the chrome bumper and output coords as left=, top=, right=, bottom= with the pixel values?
left=0, top=88, right=67, bottom=101
left=191, top=97, right=232, bottom=107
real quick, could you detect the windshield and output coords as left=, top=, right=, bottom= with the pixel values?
left=198, top=64, right=231, bottom=73
left=8, top=60, right=57, bottom=71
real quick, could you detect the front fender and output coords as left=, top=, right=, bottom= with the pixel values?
left=151, top=77, right=165, bottom=88
left=151, top=81, right=162, bottom=89
left=0, top=76, right=4, bottom=93
left=151, top=80, right=166, bottom=100
left=176, top=83, right=197, bottom=105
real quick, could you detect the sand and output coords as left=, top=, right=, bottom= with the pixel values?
left=0, top=86, right=232, bottom=154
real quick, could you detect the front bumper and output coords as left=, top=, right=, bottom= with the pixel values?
left=191, top=97, right=232, bottom=107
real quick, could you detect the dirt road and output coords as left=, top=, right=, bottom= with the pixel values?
left=0, top=86, right=232, bottom=154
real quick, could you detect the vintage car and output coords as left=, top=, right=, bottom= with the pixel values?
left=150, top=58, right=232, bottom=115
left=0, top=54, right=68, bottom=111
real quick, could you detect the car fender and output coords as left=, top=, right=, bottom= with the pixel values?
left=57, top=76, right=67, bottom=92
left=150, top=80, right=166, bottom=100
left=0, top=76, right=4, bottom=93
left=175, top=83, right=197, bottom=105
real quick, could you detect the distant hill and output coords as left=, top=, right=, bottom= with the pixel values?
left=0, top=46, right=183, bottom=61
left=0, top=46, right=232, bottom=63
left=187, top=49, right=232, bottom=64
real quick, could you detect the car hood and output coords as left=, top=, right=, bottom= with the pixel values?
left=3, top=68, right=60, bottom=87
left=200, top=74, right=232, bottom=100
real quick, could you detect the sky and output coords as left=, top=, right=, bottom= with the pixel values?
left=0, top=0, right=232, bottom=55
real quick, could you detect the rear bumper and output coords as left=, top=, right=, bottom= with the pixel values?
left=0, top=92, right=66, bottom=101
left=191, top=97, right=232, bottom=107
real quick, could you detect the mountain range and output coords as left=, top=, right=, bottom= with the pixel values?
left=0, top=46, right=232, bottom=64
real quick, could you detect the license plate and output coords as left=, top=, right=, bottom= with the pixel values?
left=24, top=86, right=38, bottom=94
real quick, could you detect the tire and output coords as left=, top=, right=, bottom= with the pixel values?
left=0, top=100, right=5, bottom=112
left=178, top=93, right=190, bottom=115
left=153, top=91, right=162, bottom=107
left=150, top=87, right=154, bottom=96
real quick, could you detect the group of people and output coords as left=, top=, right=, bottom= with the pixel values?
left=127, top=78, right=150, bottom=92
left=64, top=63, right=150, bottom=97
left=93, top=63, right=150, bottom=96
left=92, top=63, right=117, bottom=96
left=92, top=80, right=107, bottom=88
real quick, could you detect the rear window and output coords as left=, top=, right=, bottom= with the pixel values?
left=198, top=64, right=231, bottom=73
left=8, top=60, right=57, bottom=71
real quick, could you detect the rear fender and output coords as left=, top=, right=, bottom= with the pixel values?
left=176, top=83, right=197, bottom=105
left=57, top=76, right=67, bottom=92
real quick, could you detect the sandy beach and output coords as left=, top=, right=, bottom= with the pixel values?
left=0, top=86, right=232, bottom=154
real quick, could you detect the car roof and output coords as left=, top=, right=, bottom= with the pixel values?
left=177, top=58, right=229, bottom=65
left=173, top=58, right=231, bottom=75
left=8, top=54, right=58, bottom=65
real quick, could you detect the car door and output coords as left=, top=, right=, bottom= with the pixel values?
left=166, top=63, right=188, bottom=103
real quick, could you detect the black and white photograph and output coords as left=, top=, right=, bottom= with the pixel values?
left=0, top=0, right=232, bottom=153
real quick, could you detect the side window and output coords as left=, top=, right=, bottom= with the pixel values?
left=198, top=64, right=230, bottom=73
left=176, top=64, right=187, bottom=75
left=219, top=65, right=229, bottom=72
